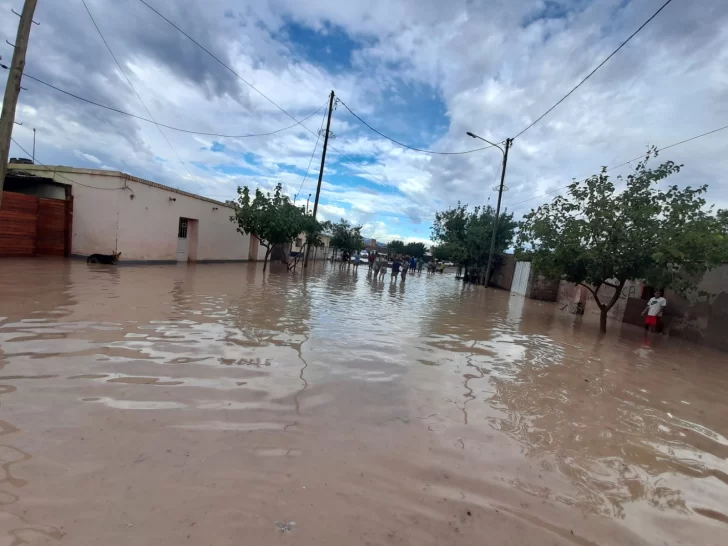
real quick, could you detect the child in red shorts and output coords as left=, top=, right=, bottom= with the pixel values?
left=642, top=290, right=666, bottom=332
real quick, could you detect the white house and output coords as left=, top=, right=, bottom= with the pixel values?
left=3, top=163, right=252, bottom=262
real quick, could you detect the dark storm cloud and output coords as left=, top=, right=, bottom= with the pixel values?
left=29, top=0, right=254, bottom=105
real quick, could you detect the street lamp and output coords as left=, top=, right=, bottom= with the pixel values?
left=466, top=131, right=513, bottom=287
left=466, top=132, right=505, bottom=155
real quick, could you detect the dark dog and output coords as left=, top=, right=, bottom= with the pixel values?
left=87, top=252, right=122, bottom=264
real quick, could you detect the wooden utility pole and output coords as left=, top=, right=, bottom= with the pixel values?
left=484, top=137, right=512, bottom=286
left=0, top=0, right=38, bottom=209
left=304, top=90, right=334, bottom=268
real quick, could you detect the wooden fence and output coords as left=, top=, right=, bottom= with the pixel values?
left=0, top=191, right=72, bottom=257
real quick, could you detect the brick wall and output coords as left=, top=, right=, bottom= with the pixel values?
left=491, top=254, right=516, bottom=290
left=529, top=274, right=560, bottom=301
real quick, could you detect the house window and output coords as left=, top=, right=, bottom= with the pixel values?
left=178, top=218, right=188, bottom=238
left=295, top=237, right=303, bottom=247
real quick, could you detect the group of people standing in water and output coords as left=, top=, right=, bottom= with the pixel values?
left=337, top=251, right=444, bottom=282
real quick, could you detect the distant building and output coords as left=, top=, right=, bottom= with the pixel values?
left=1, top=164, right=250, bottom=262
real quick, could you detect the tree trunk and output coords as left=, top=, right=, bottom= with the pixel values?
left=599, top=280, right=625, bottom=333
left=600, top=308, right=608, bottom=333
left=263, top=247, right=271, bottom=272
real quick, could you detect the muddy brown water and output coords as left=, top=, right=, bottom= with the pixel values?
left=0, top=259, right=726, bottom=545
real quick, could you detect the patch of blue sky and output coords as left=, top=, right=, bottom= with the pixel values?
left=332, top=79, right=449, bottom=152
left=376, top=82, right=449, bottom=148
left=206, top=162, right=259, bottom=177
left=273, top=161, right=306, bottom=174
left=326, top=169, right=401, bottom=196
left=521, top=0, right=600, bottom=28
left=318, top=195, right=352, bottom=210
left=522, top=0, right=572, bottom=26
left=277, top=20, right=363, bottom=72
left=277, top=19, right=451, bottom=158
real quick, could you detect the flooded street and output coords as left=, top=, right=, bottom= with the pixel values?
left=0, top=259, right=727, bottom=545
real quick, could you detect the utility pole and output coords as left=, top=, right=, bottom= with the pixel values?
left=32, top=127, right=35, bottom=163
left=0, top=0, right=38, bottom=209
left=484, top=137, right=512, bottom=287
left=304, top=90, right=334, bottom=268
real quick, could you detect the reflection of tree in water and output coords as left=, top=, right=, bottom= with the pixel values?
left=482, top=348, right=728, bottom=518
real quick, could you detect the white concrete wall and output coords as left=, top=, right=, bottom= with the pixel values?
left=20, top=167, right=250, bottom=261
left=116, top=178, right=249, bottom=261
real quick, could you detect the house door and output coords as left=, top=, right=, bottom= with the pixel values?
left=512, top=261, right=531, bottom=296
left=176, top=218, right=189, bottom=262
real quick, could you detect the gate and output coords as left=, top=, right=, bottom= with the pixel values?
left=511, top=261, right=531, bottom=296
left=37, top=198, right=68, bottom=255
left=0, top=191, right=71, bottom=257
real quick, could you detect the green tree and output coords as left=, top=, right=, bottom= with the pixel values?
left=431, top=203, right=517, bottom=283
left=387, top=239, right=405, bottom=255
left=517, top=149, right=728, bottom=333
left=328, top=219, right=364, bottom=255
left=403, top=241, right=428, bottom=258
left=431, top=243, right=458, bottom=262
left=230, top=183, right=323, bottom=272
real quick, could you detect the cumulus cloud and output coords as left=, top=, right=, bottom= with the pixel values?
left=5, top=0, right=728, bottom=244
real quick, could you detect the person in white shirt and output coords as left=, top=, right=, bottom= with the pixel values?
left=642, top=290, right=667, bottom=332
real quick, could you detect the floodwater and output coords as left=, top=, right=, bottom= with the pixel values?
left=0, top=260, right=726, bottom=546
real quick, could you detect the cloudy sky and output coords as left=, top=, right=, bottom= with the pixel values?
left=3, top=0, right=728, bottom=244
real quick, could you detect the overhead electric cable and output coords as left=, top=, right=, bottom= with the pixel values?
left=513, top=0, right=675, bottom=140
left=505, top=121, right=728, bottom=210
left=10, top=71, right=327, bottom=138
left=83, top=0, right=195, bottom=181
left=337, top=97, right=500, bottom=155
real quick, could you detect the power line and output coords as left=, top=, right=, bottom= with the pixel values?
left=504, top=121, right=728, bottom=211
left=83, top=0, right=194, bottom=181
left=11, top=72, right=400, bottom=196
left=11, top=64, right=380, bottom=193
left=513, top=0, right=675, bottom=140
left=136, top=0, right=306, bottom=129
left=296, top=102, right=328, bottom=200
left=10, top=137, right=125, bottom=190
left=654, top=123, right=728, bottom=153
left=134, top=0, right=414, bottom=194
left=10, top=71, right=328, bottom=138
left=337, top=97, right=500, bottom=155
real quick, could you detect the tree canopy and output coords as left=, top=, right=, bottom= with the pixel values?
left=404, top=241, right=428, bottom=258
left=517, top=149, right=728, bottom=332
left=230, top=183, right=323, bottom=271
left=431, top=203, right=517, bottom=283
left=328, top=219, right=364, bottom=253
left=387, top=239, right=405, bottom=255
